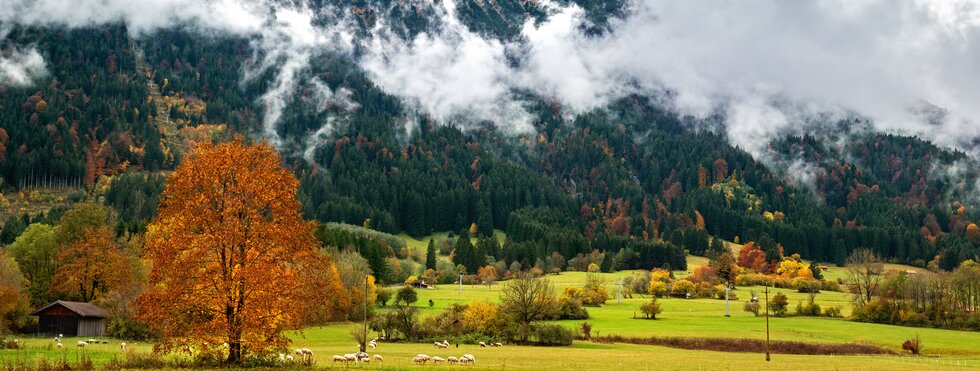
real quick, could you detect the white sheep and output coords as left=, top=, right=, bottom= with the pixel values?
left=120, top=342, right=127, bottom=351
left=301, top=348, right=313, bottom=356
left=344, top=353, right=358, bottom=363
left=434, top=341, right=448, bottom=349
left=447, top=356, right=459, bottom=364
left=332, top=355, right=346, bottom=363
left=368, top=342, right=376, bottom=349
left=373, top=354, right=384, bottom=362
left=462, top=354, right=476, bottom=364
left=432, top=356, right=445, bottom=364
left=478, top=341, right=487, bottom=347
left=295, top=349, right=304, bottom=357
left=76, top=341, right=87, bottom=347
left=278, top=353, right=285, bottom=362
left=492, top=342, right=503, bottom=347
left=415, top=354, right=430, bottom=361
left=286, top=355, right=294, bottom=362
left=56, top=343, right=63, bottom=349
left=412, top=356, right=427, bottom=365
left=359, top=357, right=370, bottom=364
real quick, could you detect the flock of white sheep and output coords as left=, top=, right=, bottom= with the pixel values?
left=48, top=334, right=130, bottom=351
left=323, top=338, right=492, bottom=366
left=412, top=353, right=476, bottom=365
left=44, top=333, right=496, bottom=366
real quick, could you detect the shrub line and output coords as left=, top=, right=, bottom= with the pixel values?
left=587, top=335, right=895, bottom=355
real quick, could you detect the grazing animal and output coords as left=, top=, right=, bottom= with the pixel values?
left=435, top=341, right=448, bottom=349
left=478, top=341, right=487, bottom=347
left=278, top=353, right=285, bottom=362
left=295, top=349, right=304, bottom=356
left=373, top=354, right=384, bottom=362
left=76, top=341, right=87, bottom=348
left=492, top=342, right=503, bottom=347
left=120, top=342, right=127, bottom=351
left=447, top=356, right=459, bottom=364
left=301, top=348, right=313, bottom=356
left=412, top=356, right=427, bottom=365
left=56, top=343, right=62, bottom=348
left=359, top=357, right=370, bottom=364
left=432, top=356, right=446, bottom=364
left=368, top=342, right=376, bottom=348
left=462, top=354, right=476, bottom=364
left=344, top=354, right=358, bottom=363
left=332, top=355, right=346, bottom=363
left=286, top=355, right=294, bottom=362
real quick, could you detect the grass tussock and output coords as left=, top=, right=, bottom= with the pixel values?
left=590, top=335, right=894, bottom=355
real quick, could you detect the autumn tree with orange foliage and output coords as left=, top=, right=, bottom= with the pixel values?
left=737, top=242, right=766, bottom=272
left=52, top=226, right=135, bottom=302
left=136, top=139, right=341, bottom=364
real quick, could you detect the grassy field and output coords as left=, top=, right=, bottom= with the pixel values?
left=409, top=271, right=980, bottom=355
left=5, top=325, right=977, bottom=370
left=4, top=233, right=977, bottom=370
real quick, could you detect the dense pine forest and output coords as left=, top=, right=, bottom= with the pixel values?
left=2, top=0, right=979, bottom=280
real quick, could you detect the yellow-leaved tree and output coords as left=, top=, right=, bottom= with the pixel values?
left=136, top=139, right=340, bottom=364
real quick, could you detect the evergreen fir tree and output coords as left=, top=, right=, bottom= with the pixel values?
left=425, top=238, right=437, bottom=270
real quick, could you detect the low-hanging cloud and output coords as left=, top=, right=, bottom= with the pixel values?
left=0, top=47, right=47, bottom=87
left=359, top=0, right=534, bottom=132
left=4, top=0, right=980, bottom=164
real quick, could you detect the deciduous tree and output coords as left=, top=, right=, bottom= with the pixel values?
left=52, top=226, right=134, bottom=302
left=846, top=249, right=884, bottom=307
left=499, top=272, right=556, bottom=342
left=136, top=140, right=325, bottom=364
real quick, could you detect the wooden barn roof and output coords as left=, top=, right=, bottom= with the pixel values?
left=31, top=300, right=108, bottom=318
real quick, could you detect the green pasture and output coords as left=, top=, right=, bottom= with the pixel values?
left=4, top=233, right=977, bottom=369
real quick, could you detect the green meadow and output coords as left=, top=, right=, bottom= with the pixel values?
left=4, top=237, right=979, bottom=370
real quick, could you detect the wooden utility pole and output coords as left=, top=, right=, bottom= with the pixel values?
left=361, top=275, right=368, bottom=353
left=764, top=281, right=771, bottom=361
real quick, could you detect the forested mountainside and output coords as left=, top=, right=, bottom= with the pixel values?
left=1, top=0, right=979, bottom=274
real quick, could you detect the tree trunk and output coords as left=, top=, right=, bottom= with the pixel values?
left=228, top=342, right=241, bottom=364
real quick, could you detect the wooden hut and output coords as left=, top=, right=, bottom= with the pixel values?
left=31, top=300, right=108, bottom=337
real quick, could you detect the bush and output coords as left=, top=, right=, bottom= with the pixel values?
left=743, top=301, right=760, bottom=316
left=823, top=306, right=843, bottom=318
left=554, top=298, right=590, bottom=320
left=106, top=317, right=155, bottom=340
left=639, top=298, right=663, bottom=319
left=671, top=280, right=696, bottom=297
left=769, top=293, right=789, bottom=317
left=0, top=338, right=22, bottom=349
left=534, top=324, right=574, bottom=346
left=795, top=301, right=821, bottom=316
left=820, top=279, right=841, bottom=292
left=376, top=287, right=393, bottom=306
left=902, top=335, right=922, bottom=355
left=396, top=286, right=418, bottom=306
left=647, top=281, right=667, bottom=297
